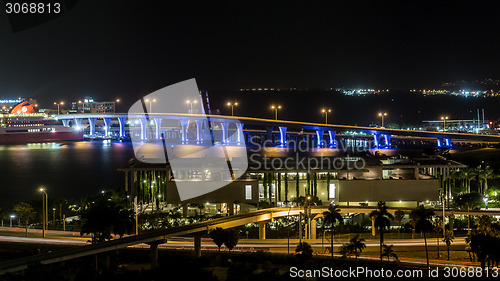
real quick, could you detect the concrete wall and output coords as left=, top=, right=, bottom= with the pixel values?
left=338, top=179, right=439, bottom=202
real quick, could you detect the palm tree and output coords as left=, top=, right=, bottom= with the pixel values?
left=433, top=217, right=443, bottom=258
left=369, top=201, right=394, bottom=261
left=443, top=230, right=454, bottom=261
left=323, top=204, right=342, bottom=259
left=210, top=227, right=226, bottom=252
left=347, top=234, right=366, bottom=261
left=295, top=242, right=313, bottom=259
left=394, top=210, right=405, bottom=237
left=381, top=244, right=398, bottom=262
left=477, top=166, right=496, bottom=194
left=460, top=168, right=477, bottom=193
left=410, top=205, right=435, bottom=268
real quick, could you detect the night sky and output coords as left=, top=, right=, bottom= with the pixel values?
left=1, top=1, right=500, bottom=108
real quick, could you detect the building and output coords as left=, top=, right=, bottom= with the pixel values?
left=0, top=98, right=37, bottom=114
left=70, top=97, right=115, bottom=114
left=119, top=153, right=465, bottom=216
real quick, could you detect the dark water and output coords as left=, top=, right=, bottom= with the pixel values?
left=0, top=141, right=135, bottom=208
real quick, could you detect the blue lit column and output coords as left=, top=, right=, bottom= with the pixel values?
left=61, top=119, right=70, bottom=127
left=265, top=127, right=273, bottom=143
left=328, top=130, right=336, bottom=146
left=444, top=138, right=452, bottom=147
left=179, top=119, right=189, bottom=142
left=235, top=122, right=244, bottom=144
left=316, top=130, right=325, bottom=146
left=373, top=134, right=381, bottom=147
left=221, top=122, right=230, bottom=143
left=88, top=118, right=97, bottom=137
left=436, top=138, right=442, bottom=148
left=103, top=118, right=111, bottom=137
left=278, top=126, right=287, bottom=145
left=153, top=118, right=162, bottom=140
left=195, top=120, right=203, bottom=142
left=139, top=118, right=148, bottom=141
left=73, top=118, right=83, bottom=131
left=118, top=117, right=126, bottom=138
left=382, top=134, right=392, bottom=147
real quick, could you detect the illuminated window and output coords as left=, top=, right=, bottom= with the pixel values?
left=329, top=183, right=336, bottom=199
left=245, top=185, right=252, bottom=200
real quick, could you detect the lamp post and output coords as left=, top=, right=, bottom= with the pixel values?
left=54, top=102, right=64, bottom=115
left=186, top=99, right=197, bottom=114
left=39, top=188, right=48, bottom=238
left=441, top=116, right=449, bottom=131
left=9, top=215, right=15, bottom=228
left=78, top=100, right=84, bottom=113
left=145, top=99, right=156, bottom=113
left=115, top=99, right=120, bottom=113
left=322, top=108, right=332, bottom=124
left=378, top=112, right=387, bottom=127
left=52, top=208, right=56, bottom=225
left=227, top=102, right=238, bottom=116
left=271, top=105, right=282, bottom=120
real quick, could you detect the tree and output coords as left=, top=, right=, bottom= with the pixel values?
left=460, top=168, right=477, bottom=193
left=223, top=229, right=239, bottom=252
left=80, top=199, right=135, bottom=243
left=277, top=173, right=282, bottom=202
left=369, top=201, right=394, bottom=261
left=295, top=242, right=313, bottom=259
left=323, top=204, right=343, bottom=259
left=12, top=202, right=35, bottom=237
left=210, top=227, right=226, bottom=252
left=326, top=173, right=331, bottom=199
left=347, top=234, right=366, bottom=261
left=284, top=173, right=289, bottom=202
left=394, top=210, right=405, bottom=237
left=381, top=244, right=398, bottom=262
left=263, top=173, right=268, bottom=201
left=295, top=173, right=300, bottom=198
left=443, top=230, right=454, bottom=261
left=477, top=166, right=496, bottom=194
left=410, top=205, right=435, bottom=268
left=433, top=217, right=443, bottom=258
left=454, top=192, right=483, bottom=231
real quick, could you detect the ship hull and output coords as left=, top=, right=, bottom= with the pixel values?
left=0, top=131, right=84, bottom=143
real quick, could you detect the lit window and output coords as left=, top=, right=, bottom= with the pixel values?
left=329, top=183, right=336, bottom=199
left=245, top=185, right=252, bottom=200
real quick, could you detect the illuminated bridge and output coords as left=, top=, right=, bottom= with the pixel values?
left=55, top=113, right=500, bottom=148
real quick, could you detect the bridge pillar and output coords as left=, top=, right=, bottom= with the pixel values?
left=154, top=118, right=162, bottom=140
left=444, top=138, right=452, bottom=147
left=373, top=134, right=381, bottom=147
left=118, top=117, right=126, bottom=138
left=436, top=138, right=442, bottom=148
left=195, top=120, right=203, bottom=142
left=278, top=126, right=287, bottom=145
left=62, top=119, right=70, bottom=127
left=383, top=134, right=392, bottom=147
left=88, top=118, right=97, bottom=137
left=221, top=122, right=231, bottom=143
left=179, top=119, right=189, bottom=142
left=149, top=241, right=160, bottom=269
left=194, top=233, right=202, bottom=257
left=182, top=203, right=188, bottom=218
left=259, top=222, right=266, bottom=240
left=328, top=130, right=336, bottom=146
left=139, top=118, right=148, bottom=141
left=103, top=118, right=111, bottom=137
left=265, top=127, right=273, bottom=143
left=316, top=130, right=325, bottom=146
left=74, top=118, right=83, bottom=131
left=235, top=123, right=244, bottom=144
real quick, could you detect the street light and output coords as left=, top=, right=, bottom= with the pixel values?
left=115, top=99, right=120, bottom=113
left=378, top=112, right=387, bottom=127
left=39, top=188, right=48, bottom=238
left=441, top=116, right=449, bottom=131
left=321, top=108, right=332, bottom=124
left=9, top=215, right=15, bottom=228
left=145, top=99, right=156, bottom=113
left=78, top=100, right=84, bottom=113
left=271, top=105, right=282, bottom=120
left=227, top=102, right=238, bottom=116
left=186, top=99, right=197, bottom=114
left=54, top=102, right=64, bottom=115
left=53, top=208, right=56, bottom=225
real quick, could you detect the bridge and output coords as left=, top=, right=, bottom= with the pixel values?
left=0, top=205, right=497, bottom=274
left=55, top=113, right=500, bottom=148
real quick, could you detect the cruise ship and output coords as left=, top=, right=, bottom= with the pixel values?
left=0, top=101, right=83, bottom=143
